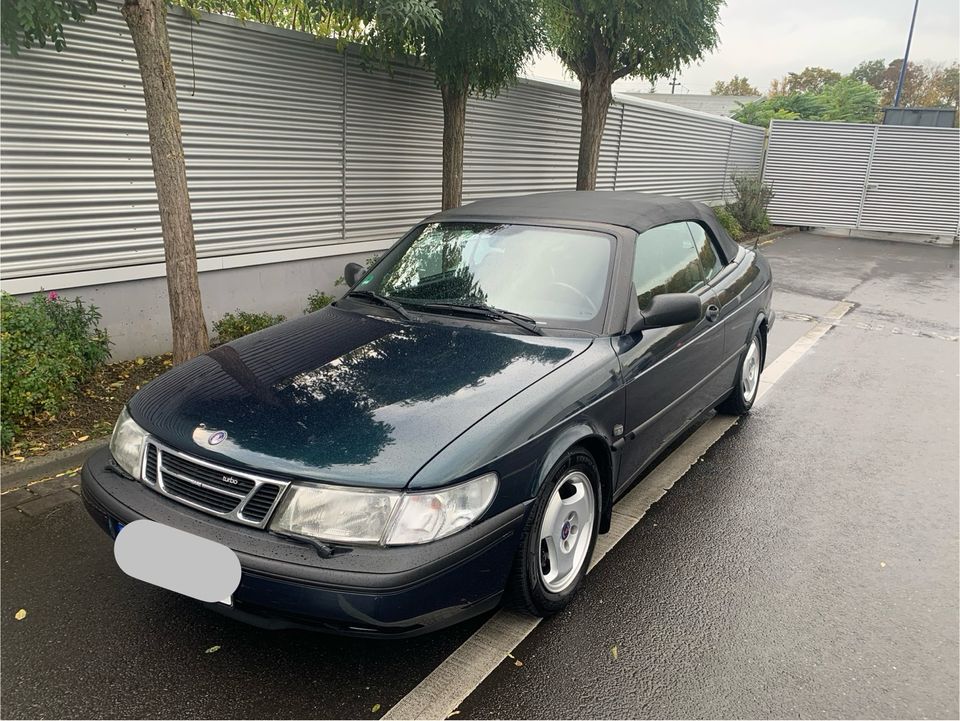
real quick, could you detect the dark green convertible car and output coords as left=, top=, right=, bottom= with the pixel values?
left=82, top=191, right=773, bottom=635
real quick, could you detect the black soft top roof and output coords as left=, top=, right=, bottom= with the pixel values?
left=429, top=190, right=741, bottom=261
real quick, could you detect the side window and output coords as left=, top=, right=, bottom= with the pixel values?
left=687, top=221, right=725, bottom=282
left=633, top=222, right=706, bottom=309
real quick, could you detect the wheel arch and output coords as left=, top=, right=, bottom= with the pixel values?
left=534, top=424, right=615, bottom=535
left=753, top=311, right=769, bottom=367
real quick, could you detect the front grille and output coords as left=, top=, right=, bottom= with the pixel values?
left=144, top=445, right=158, bottom=483
left=163, top=453, right=256, bottom=495
left=144, top=440, right=289, bottom=528
left=162, top=473, right=241, bottom=513
left=241, top=484, right=280, bottom=523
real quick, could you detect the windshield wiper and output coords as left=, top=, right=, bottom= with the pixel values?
left=346, top=290, right=412, bottom=320
left=419, top=302, right=543, bottom=335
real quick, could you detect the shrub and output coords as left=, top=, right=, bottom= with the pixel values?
left=304, top=290, right=335, bottom=314
left=1, top=291, right=111, bottom=451
left=727, top=172, right=774, bottom=234
left=213, top=310, right=285, bottom=344
left=714, top=205, right=743, bottom=241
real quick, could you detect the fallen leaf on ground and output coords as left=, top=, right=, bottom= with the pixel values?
left=136, top=358, right=145, bottom=365
left=447, top=712, right=461, bottom=718
left=371, top=704, right=381, bottom=713
left=514, top=659, right=523, bottom=667
left=205, top=645, right=221, bottom=654
left=611, top=645, right=619, bottom=660
left=14, top=609, right=27, bottom=621
left=77, top=435, right=89, bottom=442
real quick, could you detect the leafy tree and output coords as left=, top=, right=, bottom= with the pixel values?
left=733, top=78, right=879, bottom=127
left=849, top=58, right=886, bottom=90
left=0, top=0, right=96, bottom=53
left=0, top=0, right=438, bottom=363
left=711, top=75, right=759, bottom=96
left=543, top=0, right=722, bottom=190
left=784, top=66, right=842, bottom=94
left=734, top=93, right=824, bottom=127
left=879, top=58, right=929, bottom=107
left=354, top=0, right=541, bottom=210
left=925, top=62, right=960, bottom=108
left=817, top=78, right=880, bottom=122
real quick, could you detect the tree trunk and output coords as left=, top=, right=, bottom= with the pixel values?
left=440, top=82, right=467, bottom=210
left=122, top=0, right=209, bottom=365
left=576, top=72, right=613, bottom=191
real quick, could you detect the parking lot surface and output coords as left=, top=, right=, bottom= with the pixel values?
left=2, top=232, right=958, bottom=719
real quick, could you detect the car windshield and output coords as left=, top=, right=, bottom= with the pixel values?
left=358, top=222, right=614, bottom=329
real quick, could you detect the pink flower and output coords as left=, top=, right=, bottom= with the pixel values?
left=47, top=291, right=59, bottom=301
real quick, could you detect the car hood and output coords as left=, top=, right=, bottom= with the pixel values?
left=128, top=306, right=591, bottom=489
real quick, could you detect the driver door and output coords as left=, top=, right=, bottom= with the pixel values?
left=614, top=221, right=725, bottom=490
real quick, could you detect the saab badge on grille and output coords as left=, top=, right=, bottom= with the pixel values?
left=208, top=430, right=227, bottom=446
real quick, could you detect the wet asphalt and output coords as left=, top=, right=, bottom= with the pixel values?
left=1, top=232, right=958, bottom=719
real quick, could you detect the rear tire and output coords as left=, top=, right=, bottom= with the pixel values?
left=509, top=448, right=600, bottom=616
left=717, top=328, right=763, bottom=415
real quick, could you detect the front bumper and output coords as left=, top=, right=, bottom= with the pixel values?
left=81, top=447, right=528, bottom=636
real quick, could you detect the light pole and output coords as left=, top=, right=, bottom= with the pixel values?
left=893, top=0, right=919, bottom=107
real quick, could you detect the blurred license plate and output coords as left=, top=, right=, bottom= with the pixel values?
left=113, top=520, right=240, bottom=605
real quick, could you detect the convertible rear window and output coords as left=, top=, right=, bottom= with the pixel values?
left=361, top=222, right=614, bottom=327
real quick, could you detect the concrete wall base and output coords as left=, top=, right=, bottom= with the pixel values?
left=15, top=248, right=386, bottom=361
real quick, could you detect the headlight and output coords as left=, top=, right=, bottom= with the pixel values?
left=269, top=472, right=498, bottom=546
left=384, top=473, right=498, bottom=545
left=270, top=485, right=400, bottom=544
left=110, top=407, right=148, bottom=479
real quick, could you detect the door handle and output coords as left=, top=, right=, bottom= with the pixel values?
left=705, top=304, right=720, bottom=323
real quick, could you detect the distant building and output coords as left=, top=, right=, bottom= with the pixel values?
left=619, top=93, right=760, bottom=118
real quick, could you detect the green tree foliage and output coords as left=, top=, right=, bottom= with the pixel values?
left=733, top=79, right=879, bottom=128
left=783, top=66, right=842, bottom=94
left=710, top=75, right=760, bottom=96
left=0, top=0, right=96, bottom=54
left=817, top=78, right=881, bottom=122
left=769, top=66, right=842, bottom=96
left=543, top=0, right=722, bottom=190
left=850, top=58, right=886, bottom=90
left=353, top=0, right=540, bottom=209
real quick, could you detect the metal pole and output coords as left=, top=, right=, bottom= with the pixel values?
left=893, top=0, right=919, bottom=107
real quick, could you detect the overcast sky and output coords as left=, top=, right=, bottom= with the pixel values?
left=526, top=0, right=960, bottom=95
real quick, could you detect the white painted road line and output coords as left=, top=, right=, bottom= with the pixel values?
left=383, top=300, right=854, bottom=721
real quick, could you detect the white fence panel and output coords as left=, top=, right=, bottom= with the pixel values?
left=763, top=119, right=959, bottom=236
left=858, top=125, right=960, bottom=236
left=0, top=8, right=764, bottom=287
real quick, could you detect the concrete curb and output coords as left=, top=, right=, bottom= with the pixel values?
left=1, top=437, right=108, bottom=492
left=740, top=227, right=799, bottom=249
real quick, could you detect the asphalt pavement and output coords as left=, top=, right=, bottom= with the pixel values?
left=1, top=231, right=957, bottom=719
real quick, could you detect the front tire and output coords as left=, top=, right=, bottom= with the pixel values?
left=509, top=448, right=600, bottom=616
left=717, top=329, right=763, bottom=415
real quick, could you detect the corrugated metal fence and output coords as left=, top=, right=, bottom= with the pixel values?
left=763, top=119, right=960, bottom=237
left=1, top=8, right=765, bottom=287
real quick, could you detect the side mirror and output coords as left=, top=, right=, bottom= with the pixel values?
left=344, top=262, right=364, bottom=287
left=628, top=293, right=702, bottom=333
